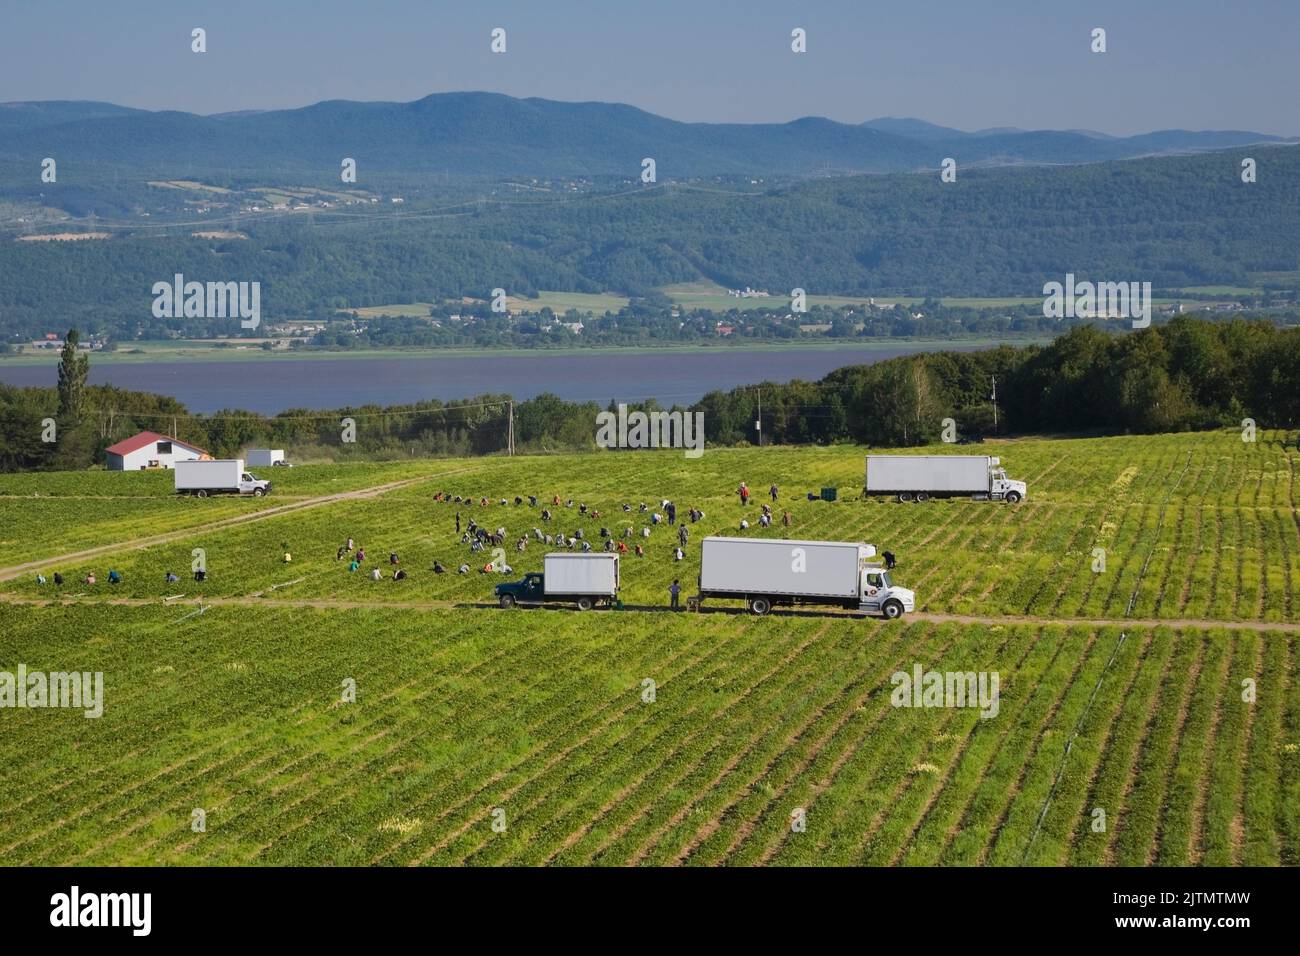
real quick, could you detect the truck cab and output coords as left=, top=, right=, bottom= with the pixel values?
left=990, top=466, right=1026, bottom=503
left=860, top=568, right=915, bottom=619
left=496, top=572, right=545, bottom=607
left=240, top=472, right=272, bottom=496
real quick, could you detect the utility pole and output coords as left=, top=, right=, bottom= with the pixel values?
left=507, top=401, right=515, bottom=456
left=991, top=375, right=998, bottom=433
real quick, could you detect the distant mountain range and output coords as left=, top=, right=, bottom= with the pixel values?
left=1, top=93, right=1294, bottom=181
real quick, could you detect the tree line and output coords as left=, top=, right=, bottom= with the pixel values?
left=1, top=318, right=1297, bottom=473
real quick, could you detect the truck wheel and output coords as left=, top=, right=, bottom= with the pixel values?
left=882, top=600, right=904, bottom=620
left=253, top=487, right=265, bottom=497
left=576, top=596, right=594, bottom=611
left=897, top=492, right=913, bottom=503
left=1006, top=491, right=1022, bottom=504
left=195, top=489, right=208, bottom=498
left=915, top=492, right=929, bottom=502
left=748, top=597, right=771, bottom=616
left=499, top=595, right=516, bottom=609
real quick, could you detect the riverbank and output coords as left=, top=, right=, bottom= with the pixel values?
left=0, top=336, right=1047, bottom=367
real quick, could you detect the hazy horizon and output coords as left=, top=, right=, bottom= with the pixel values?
left=5, top=90, right=1297, bottom=140
left=2, top=0, right=1298, bottom=137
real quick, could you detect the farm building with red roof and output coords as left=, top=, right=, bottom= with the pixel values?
left=104, top=431, right=209, bottom=471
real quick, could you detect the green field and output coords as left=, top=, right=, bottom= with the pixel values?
left=1, top=430, right=1297, bottom=865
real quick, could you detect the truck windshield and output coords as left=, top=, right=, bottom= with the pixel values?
left=881, top=572, right=893, bottom=588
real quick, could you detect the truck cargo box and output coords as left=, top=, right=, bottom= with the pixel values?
left=866, top=455, right=993, bottom=494
left=699, top=537, right=870, bottom=599
left=543, top=553, right=620, bottom=596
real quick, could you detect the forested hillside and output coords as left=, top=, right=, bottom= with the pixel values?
left=3, top=146, right=1298, bottom=341
left=1, top=94, right=1290, bottom=181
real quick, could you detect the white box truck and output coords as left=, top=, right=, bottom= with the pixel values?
left=246, top=448, right=286, bottom=467
left=698, top=536, right=915, bottom=618
left=174, top=459, right=272, bottom=497
left=495, top=553, right=620, bottom=610
left=865, top=454, right=1026, bottom=503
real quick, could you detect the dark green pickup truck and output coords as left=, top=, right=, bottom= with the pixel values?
left=494, top=554, right=620, bottom=611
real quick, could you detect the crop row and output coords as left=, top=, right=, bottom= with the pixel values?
left=1, top=603, right=1294, bottom=865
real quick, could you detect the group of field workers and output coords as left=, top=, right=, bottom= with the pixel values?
left=426, top=478, right=818, bottom=607
left=333, top=536, right=409, bottom=580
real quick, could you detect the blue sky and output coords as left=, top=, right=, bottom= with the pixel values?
left=2, top=0, right=1297, bottom=134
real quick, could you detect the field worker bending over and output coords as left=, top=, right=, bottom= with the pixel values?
left=370, top=568, right=382, bottom=581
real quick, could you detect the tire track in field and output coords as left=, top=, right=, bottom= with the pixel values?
left=1102, top=635, right=1200, bottom=866
left=1187, top=632, right=1235, bottom=865
left=0, top=469, right=472, bottom=583
left=1052, top=630, right=1154, bottom=866
left=1139, top=632, right=1209, bottom=865
left=4, top=593, right=1298, bottom=633
left=976, top=631, right=1100, bottom=865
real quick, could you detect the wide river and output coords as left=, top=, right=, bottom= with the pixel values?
left=0, top=344, right=992, bottom=414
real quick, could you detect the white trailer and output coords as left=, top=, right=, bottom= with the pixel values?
left=698, top=536, right=915, bottom=618
left=246, top=448, right=285, bottom=467
left=174, top=459, right=272, bottom=497
left=495, top=553, right=620, bottom=610
left=865, top=454, right=1026, bottom=503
